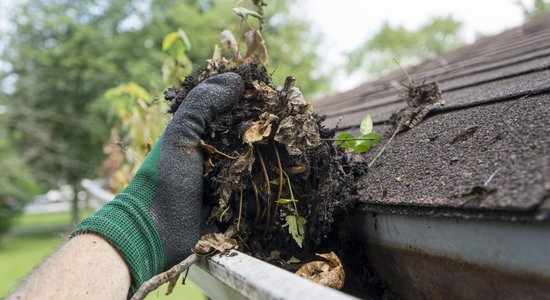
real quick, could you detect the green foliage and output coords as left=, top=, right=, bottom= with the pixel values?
left=162, top=29, right=193, bottom=83
left=2, top=0, right=325, bottom=196
left=282, top=215, right=306, bottom=248
left=275, top=171, right=305, bottom=247
left=335, top=114, right=381, bottom=153
left=519, top=0, right=550, bottom=20
left=0, top=100, right=42, bottom=239
left=346, top=16, right=464, bottom=76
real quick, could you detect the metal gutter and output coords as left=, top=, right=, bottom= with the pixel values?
left=189, top=250, right=358, bottom=300
left=355, top=210, right=550, bottom=299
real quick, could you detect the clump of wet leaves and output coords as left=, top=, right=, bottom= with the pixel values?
left=165, top=62, right=365, bottom=272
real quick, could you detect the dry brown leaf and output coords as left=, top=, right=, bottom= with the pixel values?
left=286, top=256, right=301, bottom=264
left=269, top=250, right=281, bottom=260
left=244, top=30, right=268, bottom=64
left=251, top=80, right=277, bottom=102
left=218, top=147, right=255, bottom=208
left=242, top=112, right=279, bottom=144
left=295, top=252, right=345, bottom=289
left=274, top=112, right=321, bottom=155
left=192, top=233, right=238, bottom=255
left=204, top=157, right=214, bottom=176
left=220, top=30, right=238, bottom=53
left=243, top=122, right=272, bottom=144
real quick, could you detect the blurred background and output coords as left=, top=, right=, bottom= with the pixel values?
left=0, top=0, right=547, bottom=298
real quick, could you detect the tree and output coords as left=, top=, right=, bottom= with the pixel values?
left=2, top=0, right=327, bottom=225
left=3, top=0, right=163, bottom=224
left=519, top=0, right=550, bottom=20
left=346, top=16, right=464, bottom=77
left=0, top=98, right=41, bottom=242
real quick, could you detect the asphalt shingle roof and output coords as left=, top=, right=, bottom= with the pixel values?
left=314, top=14, right=550, bottom=220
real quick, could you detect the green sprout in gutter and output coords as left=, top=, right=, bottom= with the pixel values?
left=335, top=114, right=381, bottom=153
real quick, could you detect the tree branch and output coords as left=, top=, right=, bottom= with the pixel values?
left=130, top=254, right=199, bottom=300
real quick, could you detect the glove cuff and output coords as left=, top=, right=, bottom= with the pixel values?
left=72, top=191, right=167, bottom=288
left=72, top=140, right=167, bottom=288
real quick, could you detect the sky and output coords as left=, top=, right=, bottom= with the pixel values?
left=0, top=0, right=534, bottom=96
left=296, top=0, right=531, bottom=92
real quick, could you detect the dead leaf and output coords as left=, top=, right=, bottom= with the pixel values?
left=274, top=112, right=321, bottom=155
left=395, top=173, right=404, bottom=182
left=192, top=233, right=238, bottom=255
left=220, top=30, right=238, bottom=54
left=244, top=30, right=269, bottom=64
left=286, top=256, right=301, bottom=264
left=286, top=86, right=309, bottom=114
left=242, top=112, right=278, bottom=144
left=165, top=274, right=179, bottom=295
left=269, top=250, right=281, bottom=260
left=295, top=252, right=345, bottom=289
left=204, top=157, right=214, bottom=176
left=218, top=147, right=255, bottom=208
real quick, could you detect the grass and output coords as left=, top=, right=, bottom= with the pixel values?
left=0, top=211, right=206, bottom=299
left=13, top=210, right=95, bottom=229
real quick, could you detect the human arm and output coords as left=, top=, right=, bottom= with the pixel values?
left=9, top=234, right=131, bottom=300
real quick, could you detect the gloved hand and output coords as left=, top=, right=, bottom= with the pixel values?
left=72, top=72, right=244, bottom=289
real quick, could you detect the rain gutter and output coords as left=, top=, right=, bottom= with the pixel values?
left=354, top=209, right=550, bottom=299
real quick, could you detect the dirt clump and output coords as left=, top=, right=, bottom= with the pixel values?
left=165, top=62, right=384, bottom=297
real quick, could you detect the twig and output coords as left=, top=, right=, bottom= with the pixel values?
left=322, top=138, right=378, bottom=142
left=368, top=121, right=403, bottom=168
left=273, top=145, right=284, bottom=226
left=251, top=180, right=261, bottom=224
left=237, top=182, right=244, bottom=231
left=130, top=254, right=198, bottom=300
left=257, top=149, right=272, bottom=226
left=256, top=149, right=271, bottom=196
left=199, top=140, right=238, bottom=159
left=484, top=168, right=501, bottom=186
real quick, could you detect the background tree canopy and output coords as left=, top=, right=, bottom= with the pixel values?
left=0, top=0, right=327, bottom=226
left=346, top=16, right=464, bottom=76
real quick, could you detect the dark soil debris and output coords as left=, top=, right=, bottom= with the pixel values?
left=390, top=80, right=443, bottom=132
left=166, top=62, right=387, bottom=298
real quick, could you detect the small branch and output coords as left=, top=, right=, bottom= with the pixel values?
left=130, top=254, right=199, bottom=300
left=251, top=179, right=261, bottom=224
left=322, top=138, right=378, bottom=142
left=368, top=121, right=403, bottom=168
left=199, top=140, right=239, bottom=159
left=236, top=182, right=244, bottom=231
left=273, top=145, right=284, bottom=226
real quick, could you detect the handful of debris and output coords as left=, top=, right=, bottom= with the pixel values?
left=164, top=62, right=364, bottom=283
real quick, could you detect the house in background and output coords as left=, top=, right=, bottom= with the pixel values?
left=315, top=13, right=550, bottom=299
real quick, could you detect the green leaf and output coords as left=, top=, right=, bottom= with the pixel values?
left=354, top=132, right=382, bottom=153
left=282, top=215, right=307, bottom=248
left=335, top=133, right=356, bottom=148
left=360, top=114, right=373, bottom=135
left=177, top=29, right=191, bottom=50
left=162, top=32, right=180, bottom=52
left=276, top=198, right=298, bottom=205
left=270, top=178, right=285, bottom=186
left=232, top=7, right=263, bottom=19
left=353, top=144, right=370, bottom=153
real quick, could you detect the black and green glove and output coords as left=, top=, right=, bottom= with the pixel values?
left=72, top=73, right=244, bottom=288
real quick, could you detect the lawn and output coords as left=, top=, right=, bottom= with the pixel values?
left=0, top=211, right=205, bottom=299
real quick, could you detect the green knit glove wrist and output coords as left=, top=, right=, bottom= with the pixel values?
left=72, top=139, right=166, bottom=287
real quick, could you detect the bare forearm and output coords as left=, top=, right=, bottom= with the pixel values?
left=9, top=234, right=131, bottom=300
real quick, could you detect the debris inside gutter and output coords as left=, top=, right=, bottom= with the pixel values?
left=165, top=61, right=397, bottom=298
